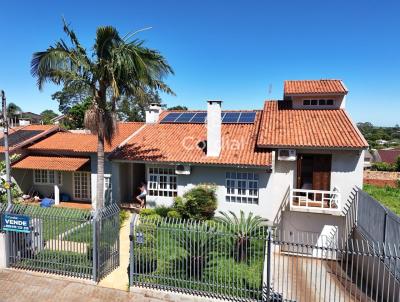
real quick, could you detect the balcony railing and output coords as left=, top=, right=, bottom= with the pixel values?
left=290, top=188, right=341, bottom=214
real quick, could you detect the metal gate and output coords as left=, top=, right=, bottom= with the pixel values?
left=1, top=203, right=120, bottom=281
left=94, top=203, right=120, bottom=281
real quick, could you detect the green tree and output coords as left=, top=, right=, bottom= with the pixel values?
left=40, top=109, right=58, bottom=124
left=31, top=20, right=174, bottom=209
left=65, top=98, right=91, bottom=129
left=117, top=89, right=161, bottom=122
left=168, top=105, right=188, bottom=111
left=214, top=211, right=267, bottom=262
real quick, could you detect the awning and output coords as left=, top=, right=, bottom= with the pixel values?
left=12, top=156, right=90, bottom=172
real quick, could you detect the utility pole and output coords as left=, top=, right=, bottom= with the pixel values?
left=1, top=90, right=12, bottom=207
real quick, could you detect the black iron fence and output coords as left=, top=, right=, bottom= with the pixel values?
left=130, top=213, right=400, bottom=302
left=129, top=214, right=268, bottom=301
left=0, top=203, right=120, bottom=281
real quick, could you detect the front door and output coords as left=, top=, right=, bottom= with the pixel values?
left=297, top=154, right=332, bottom=191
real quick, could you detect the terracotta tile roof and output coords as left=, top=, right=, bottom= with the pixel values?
left=111, top=111, right=272, bottom=167
left=284, top=80, right=348, bottom=95
left=377, top=149, right=400, bottom=164
left=12, top=156, right=90, bottom=172
left=257, top=101, right=368, bottom=149
left=0, top=124, right=59, bottom=153
left=28, top=122, right=144, bottom=153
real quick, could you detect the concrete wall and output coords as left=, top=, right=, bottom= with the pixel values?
left=290, top=95, right=345, bottom=109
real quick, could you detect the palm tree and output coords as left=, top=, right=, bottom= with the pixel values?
left=214, top=211, right=267, bottom=262
left=31, top=20, right=174, bottom=209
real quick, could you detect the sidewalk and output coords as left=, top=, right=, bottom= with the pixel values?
left=98, top=212, right=132, bottom=291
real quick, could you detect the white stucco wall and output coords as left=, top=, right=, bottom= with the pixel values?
left=144, top=164, right=276, bottom=220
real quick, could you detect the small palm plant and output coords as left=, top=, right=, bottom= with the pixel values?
left=214, top=211, right=267, bottom=263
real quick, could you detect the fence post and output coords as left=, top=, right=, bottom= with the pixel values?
left=92, top=210, right=98, bottom=282
left=129, top=213, right=138, bottom=289
left=262, top=227, right=272, bottom=302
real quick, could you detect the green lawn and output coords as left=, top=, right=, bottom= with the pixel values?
left=363, top=184, right=400, bottom=215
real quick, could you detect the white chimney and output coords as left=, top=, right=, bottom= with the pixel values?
left=145, top=103, right=162, bottom=124
left=207, top=100, right=222, bottom=157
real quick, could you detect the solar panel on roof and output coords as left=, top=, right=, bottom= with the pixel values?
left=190, top=112, right=207, bottom=123
left=175, top=112, right=195, bottom=123
left=160, top=111, right=256, bottom=124
left=222, top=112, right=240, bottom=123
left=0, top=130, right=43, bottom=147
left=238, top=112, right=256, bottom=123
left=160, top=112, right=181, bottom=123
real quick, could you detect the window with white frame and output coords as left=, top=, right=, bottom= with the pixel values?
left=34, top=170, right=62, bottom=185
left=226, top=172, right=259, bottom=204
left=73, top=172, right=91, bottom=200
left=148, top=167, right=177, bottom=197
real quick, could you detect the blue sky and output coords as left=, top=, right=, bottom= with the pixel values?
left=0, top=0, right=399, bottom=126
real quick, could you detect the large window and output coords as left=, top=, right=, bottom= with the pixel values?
left=34, top=170, right=62, bottom=185
left=226, top=172, right=259, bottom=204
left=73, top=172, right=91, bottom=200
left=148, top=167, right=177, bottom=197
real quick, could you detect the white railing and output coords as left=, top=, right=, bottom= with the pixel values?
left=290, top=188, right=341, bottom=213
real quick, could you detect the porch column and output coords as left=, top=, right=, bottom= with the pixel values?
left=54, top=171, right=60, bottom=205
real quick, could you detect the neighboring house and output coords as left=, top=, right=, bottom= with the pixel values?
left=364, top=150, right=373, bottom=169
left=0, top=124, right=60, bottom=160
left=376, top=139, right=388, bottom=145
left=11, top=123, right=144, bottom=205
left=377, top=148, right=400, bottom=164
left=9, top=79, right=368, bottom=242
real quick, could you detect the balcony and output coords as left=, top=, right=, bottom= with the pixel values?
left=290, top=188, right=341, bottom=215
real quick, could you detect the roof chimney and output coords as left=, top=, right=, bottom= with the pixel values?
left=207, top=100, right=222, bottom=157
left=145, top=103, right=162, bottom=124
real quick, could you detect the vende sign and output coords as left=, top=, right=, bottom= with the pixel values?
left=1, top=214, right=30, bottom=233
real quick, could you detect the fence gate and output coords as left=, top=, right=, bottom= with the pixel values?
left=4, top=204, right=94, bottom=279
left=1, top=203, right=120, bottom=281
left=94, top=203, right=120, bottom=281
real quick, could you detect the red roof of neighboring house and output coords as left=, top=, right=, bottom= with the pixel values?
left=0, top=124, right=60, bottom=153
left=12, top=155, right=90, bottom=172
left=284, top=80, right=348, bottom=95
left=28, top=122, right=144, bottom=153
left=377, top=149, right=400, bottom=164
left=111, top=111, right=272, bottom=167
left=257, top=101, right=368, bottom=149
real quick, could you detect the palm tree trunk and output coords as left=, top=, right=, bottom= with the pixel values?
left=96, top=132, right=105, bottom=210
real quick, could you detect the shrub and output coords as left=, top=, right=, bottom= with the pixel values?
left=395, top=156, right=400, bottom=172
left=167, top=210, right=181, bottom=219
left=119, top=210, right=130, bottom=228
left=140, top=208, right=157, bottom=216
left=372, top=162, right=396, bottom=172
left=172, top=184, right=217, bottom=220
left=154, top=205, right=170, bottom=217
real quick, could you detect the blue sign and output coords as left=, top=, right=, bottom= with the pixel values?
left=1, top=214, right=30, bottom=233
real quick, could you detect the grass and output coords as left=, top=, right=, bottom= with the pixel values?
left=132, top=219, right=265, bottom=300
left=19, top=250, right=92, bottom=277
left=364, top=184, right=400, bottom=215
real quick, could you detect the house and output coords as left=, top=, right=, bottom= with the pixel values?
left=376, top=139, right=388, bottom=145
left=109, top=79, right=367, bottom=240
left=377, top=148, right=400, bottom=164
left=0, top=124, right=60, bottom=160
left=9, top=79, right=368, bottom=242
left=11, top=123, right=144, bottom=206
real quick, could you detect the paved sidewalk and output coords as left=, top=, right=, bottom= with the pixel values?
left=0, top=269, right=219, bottom=302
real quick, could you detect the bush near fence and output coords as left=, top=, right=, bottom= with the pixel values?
left=130, top=215, right=268, bottom=301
